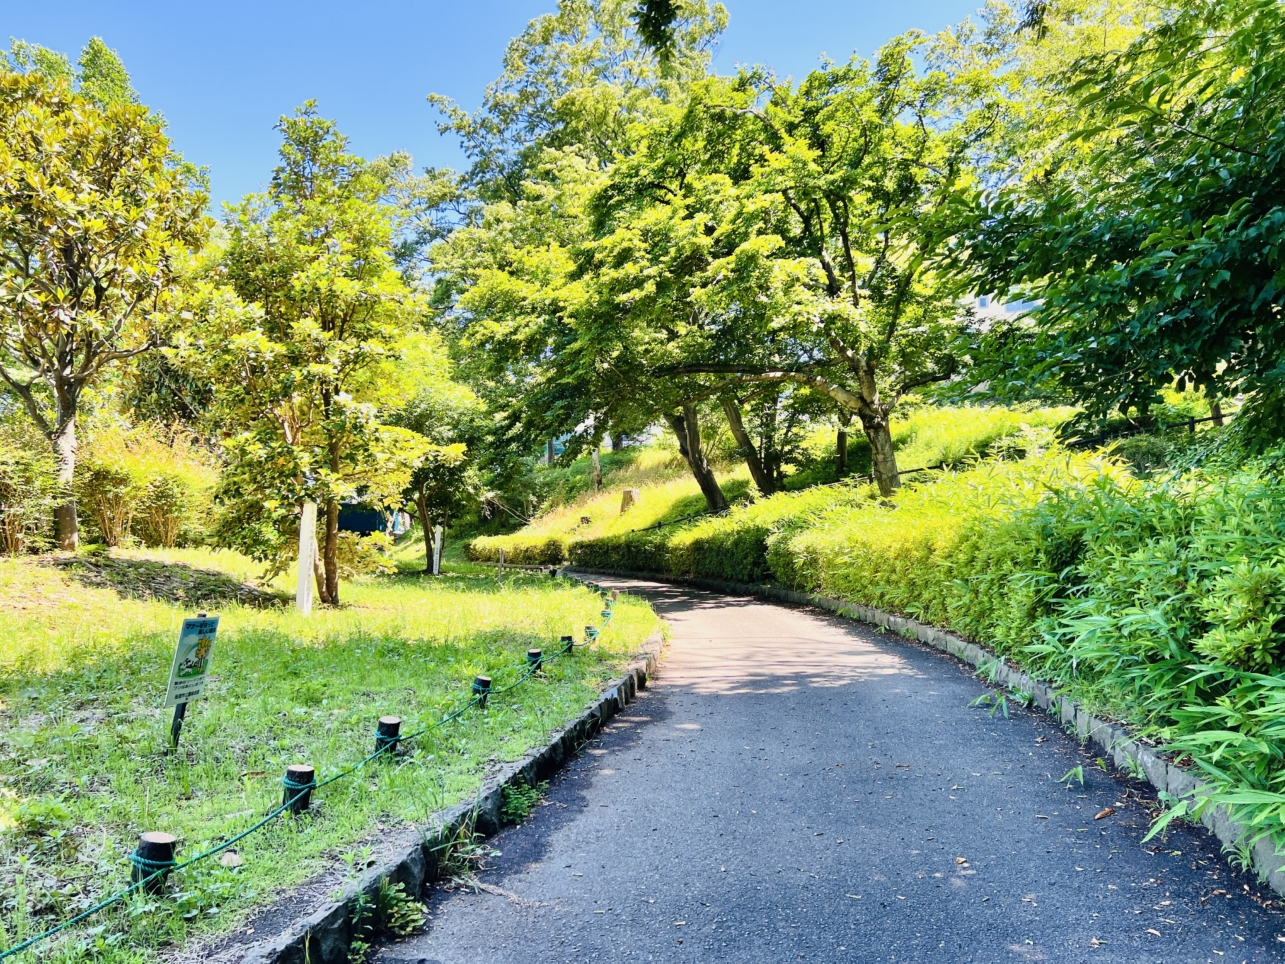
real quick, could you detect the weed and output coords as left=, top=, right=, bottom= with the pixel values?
left=968, top=690, right=1009, bottom=719
left=1060, top=766, right=1085, bottom=788
left=501, top=780, right=548, bottom=824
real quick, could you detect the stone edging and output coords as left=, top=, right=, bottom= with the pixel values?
left=566, top=566, right=1285, bottom=897
left=209, top=628, right=663, bottom=964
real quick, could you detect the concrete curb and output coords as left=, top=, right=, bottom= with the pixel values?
left=567, top=566, right=1285, bottom=897
left=209, top=628, right=663, bottom=964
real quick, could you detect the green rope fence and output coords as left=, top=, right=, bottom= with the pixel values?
left=0, top=579, right=618, bottom=962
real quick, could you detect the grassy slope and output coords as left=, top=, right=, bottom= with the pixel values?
left=0, top=547, right=657, bottom=963
left=470, top=405, right=1076, bottom=562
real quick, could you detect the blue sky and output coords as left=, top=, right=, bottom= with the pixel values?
left=6, top=1, right=984, bottom=209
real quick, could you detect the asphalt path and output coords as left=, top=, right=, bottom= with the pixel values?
left=374, top=578, right=1285, bottom=964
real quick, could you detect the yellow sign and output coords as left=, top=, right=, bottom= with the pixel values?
left=164, top=616, right=219, bottom=707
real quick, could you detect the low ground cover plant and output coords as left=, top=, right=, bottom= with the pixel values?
left=0, top=547, right=656, bottom=963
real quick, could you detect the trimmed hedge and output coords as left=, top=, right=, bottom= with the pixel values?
left=466, top=533, right=569, bottom=565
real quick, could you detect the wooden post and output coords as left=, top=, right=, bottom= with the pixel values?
left=131, top=832, right=177, bottom=893
left=498, top=548, right=505, bottom=575
left=376, top=716, right=402, bottom=756
left=282, top=765, right=316, bottom=814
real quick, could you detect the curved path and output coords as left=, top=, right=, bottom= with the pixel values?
left=374, top=578, right=1284, bottom=963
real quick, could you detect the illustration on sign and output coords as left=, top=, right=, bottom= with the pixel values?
left=164, top=616, right=219, bottom=707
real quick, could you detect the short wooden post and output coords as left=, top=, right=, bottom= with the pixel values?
left=561, top=634, right=575, bottom=654
left=282, top=765, right=316, bottom=814
left=527, top=648, right=544, bottom=672
left=472, top=675, right=492, bottom=707
left=131, top=832, right=177, bottom=893
left=376, top=716, right=402, bottom=756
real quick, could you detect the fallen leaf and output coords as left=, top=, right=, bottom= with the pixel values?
left=1094, top=807, right=1116, bottom=820
left=219, top=852, right=243, bottom=868
left=1146, top=929, right=1162, bottom=937
left=955, top=857, right=967, bottom=864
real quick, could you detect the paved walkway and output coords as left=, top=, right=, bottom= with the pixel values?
left=374, top=578, right=1285, bottom=963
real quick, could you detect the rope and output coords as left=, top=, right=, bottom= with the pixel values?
left=0, top=585, right=618, bottom=962
left=126, top=854, right=176, bottom=873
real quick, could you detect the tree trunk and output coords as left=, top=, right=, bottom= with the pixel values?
left=860, top=411, right=900, bottom=496
left=1210, top=398, right=1225, bottom=427
left=610, top=433, right=620, bottom=451
left=666, top=404, right=728, bottom=513
left=52, top=390, right=79, bottom=551
left=312, top=545, right=331, bottom=605
left=592, top=446, right=602, bottom=493
left=323, top=497, right=340, bottom=603
left=836, top=410, right=851, bottom=478
left=52, top=421, right=79, bottom=551
left=416, top=488, right=434, bottom=574
left=721, top=396, right=775, bottom=496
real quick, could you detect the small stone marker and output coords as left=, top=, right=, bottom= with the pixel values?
left=620, top=489, right=641, bottom=514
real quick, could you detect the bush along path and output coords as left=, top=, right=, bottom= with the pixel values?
left=368, top=575, right=1285, bottom=964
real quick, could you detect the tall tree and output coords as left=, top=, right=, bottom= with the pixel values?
left=391, top=334, right=483, bottom=572
left=429, top=0, right=725, bottom=202
left=961, top=0, right=1285, bottom=427
left=0, top=68, right=208, bottom=548
left=593, top=44, right=999, bottom=494
left=187, top=105, right=428, bottom=603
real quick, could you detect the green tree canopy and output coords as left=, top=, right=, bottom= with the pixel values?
left=960, top=0, right=1284, bottom=426
left=0, top=67, right=208, bottom=548
left=182, top=105, right=433, bottom=603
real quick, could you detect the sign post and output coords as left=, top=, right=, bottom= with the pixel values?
left=296, top=501, right=317, bottom=615
left=165, top=614, right=219, bottom=748
left=432, top=524, right=443, bottom=576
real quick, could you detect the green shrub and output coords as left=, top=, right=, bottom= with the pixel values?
left=77, top=458, right=136, bottom=546
left=77, top=422, right=217, bottom=547
left=466, top=533, right=569, bottom=565
left=0, top=425, right=57, bottom=555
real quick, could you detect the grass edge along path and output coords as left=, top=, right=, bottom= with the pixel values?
left=0, top=570, right=641, bottom=964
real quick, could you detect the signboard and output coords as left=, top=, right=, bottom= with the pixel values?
left=432, top=524, right=444, bottom=576
left=164, top=616, right=219, bottom=707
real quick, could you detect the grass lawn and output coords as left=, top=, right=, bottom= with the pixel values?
left=0, top=546, right=658, bottom=963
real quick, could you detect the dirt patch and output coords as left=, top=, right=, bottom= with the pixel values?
left=46, top=555, right=288, bottom=609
